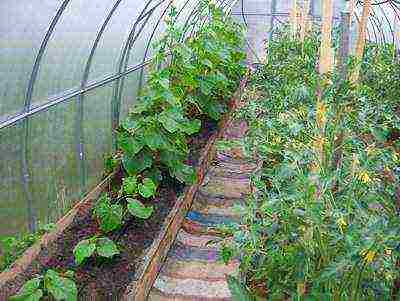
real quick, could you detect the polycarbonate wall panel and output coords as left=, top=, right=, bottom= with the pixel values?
left=83, top=84, right=114, bottom=192
left=0, top=1, right=63, bottom=121
left=127, top=1, right=170, bottom=67
left=28, top=101, right=79, bottom=228
left=0, top=124, right=26, bottom=235
left=31, top=0, right=115, bottom=106
left=85, top=1, right=148, bottom=83
left=119, top=70, right=141, bottom=121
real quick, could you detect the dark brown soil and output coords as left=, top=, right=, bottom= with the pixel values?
left=5, top=117, right=218, bottom=300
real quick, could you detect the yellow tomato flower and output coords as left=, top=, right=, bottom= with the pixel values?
left=336, top=217, right=347, bottom=234
left=366, top=144, right=376, bottom=156
left=394, top=152, right=400, bottom=163
left=357, top=170, right=371, bottom=183
left=297, top=107, right=307, bottom=118
left=309, top=162, right=320, bottom=173
left=384, top=248, right=392, bottom=256
left=316, top=101, right=327, bottom=128
left=312, top=136, right=326, bottom=150
left=360, top=249, right=376, bottom=263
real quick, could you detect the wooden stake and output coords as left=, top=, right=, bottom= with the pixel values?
left=300, top=0, right=310, bottom=42
left=351, top=0, right=371, bottom=82
left=347, top=0, right=355, bottom=25
left=290, top=0, right=298, bottom=39
left=319, top=0, right=333, bottom=74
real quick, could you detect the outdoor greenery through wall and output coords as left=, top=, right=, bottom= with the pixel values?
left=8, top=1, right=246, bottom=300
left=221, top=26, right=400, bottom=300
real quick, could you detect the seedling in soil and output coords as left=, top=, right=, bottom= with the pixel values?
left=10, top=269, right=77, bottom=301
left=73, top=236, right=120, bottom=265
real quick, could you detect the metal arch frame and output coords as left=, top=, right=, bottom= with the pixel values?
left=110, top=0, right=163, bottom=150
left=187, top=0, right=233, bottom=38
left=20, top=0, right=72, bottom=232
left=137, top=1, right=174, bottom=92
left=75, top=0, right=125, bottom=193
left=378, top=4, right=396, bottom=45
left=193, top=0, right=236, bottom=36
left=180, top=0, right=234, bottom=43
left=368, top=12, right=381, bottom=44
left=371, top=10, right=387, bottom=44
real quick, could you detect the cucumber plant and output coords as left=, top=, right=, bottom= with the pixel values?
left=73, top=236, right=120, bottom=265
left=115, top=0, right=246, bottom=190
left=10, top=269, right=77, bottom=301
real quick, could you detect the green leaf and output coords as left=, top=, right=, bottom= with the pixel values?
left=117, top=132, right=143, bottom=156
left=73, top=239, right=96, bottom=265
left=201, top=59, right=213, bottom=68
left=143, top=168, right=163, bottom=185
left=173, top=163, right=197, bottom=184
left=179, top=119, right=201, bottom=135
left=130, top=96, right=154, bottom=114
left=127, top=198, right=154, bottom=219
left=199, top=80, right=213, bottom=95
left=10, top=278, right=43, bottom=301
left=93, top=195, right=123, bottom=233
left=122, top=176, right=138, bottom=195
left=121, top=118, right=140, bottom=132
left=159, top=108, right=182, bottom=133
left=144, top=128, right=167, bottom=151
left=122, top=151, right=153, bottom=176
left=220, top=245, right=234, bottom=264
left=226, top=275, right=255, bottom=301
left=96, top=237, right=120, bottom=258
left=64, top=270, right=75, bottom=279
left=44, top=270, right=77, bottom=301
left=160, top=90, right=180, bottom=107
left=138, top=178, right=157, bottom=198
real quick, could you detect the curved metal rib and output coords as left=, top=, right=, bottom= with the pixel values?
left=75, top=0, right=125, bottom=193
left=20, top=0, right=72, bottom=232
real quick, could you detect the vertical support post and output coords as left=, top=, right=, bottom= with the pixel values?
left=290, top=0, right=298, bottom=39
left=348, top=0, right=355, bottom=25
left=309, top=0, right=316, bottom=17
left=269, top=0, right=277, bottom=41
left=319, top=0, right=333, bottom=75
left=338, top=9, right=351, bottom=78
left=351, top=0, right=371, bottom=83
left=332, top=8, right=351, bottom=194
left=300, top=0, right=310, bottom=42
left=20, top=123, right=36, bottom=232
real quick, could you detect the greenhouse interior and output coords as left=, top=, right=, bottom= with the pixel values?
left=0, top=0, right=399, bottom=300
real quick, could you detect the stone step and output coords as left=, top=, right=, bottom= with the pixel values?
left=221, top=120, right=248, bottom=139
left=194, top=191, right=245, bottom=209
left=185, top=211, right=238, bottom=228
left=151, top=275, right=232, bottom=300
left=199, top=176, right=252, bottom=199
left=181, top=219, right=224, bottom=237
left=211, top=159, right=261, bottom=175
left=159, top=256, right=239, bottom=281
left=148, top=288, right=232, bottom=301
left=190, top=200, right=241, bottom=218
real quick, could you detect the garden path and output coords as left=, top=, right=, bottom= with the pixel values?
left=148, top=118, right=260, bottom=300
